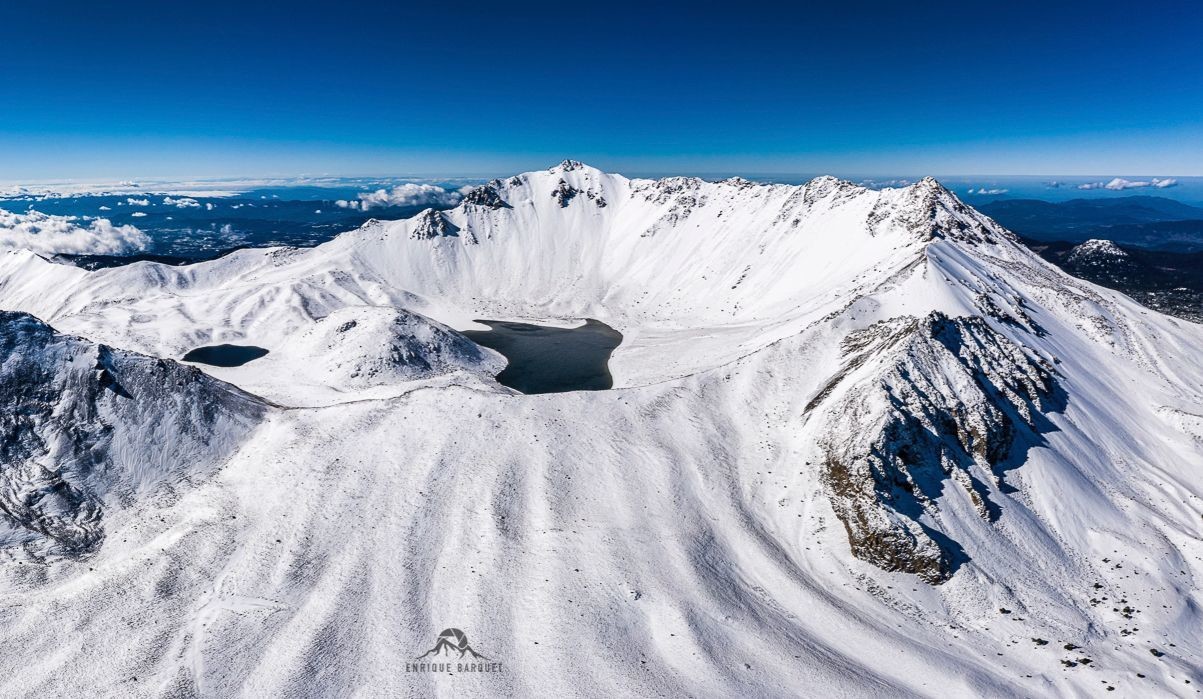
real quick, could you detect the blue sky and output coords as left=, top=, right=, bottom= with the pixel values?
left=1, top=0, right=1200, bottom=179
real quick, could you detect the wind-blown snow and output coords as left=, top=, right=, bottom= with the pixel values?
left=0, top=161, right=1201, bottom=696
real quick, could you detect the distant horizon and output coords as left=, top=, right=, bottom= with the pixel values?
left=5, top=168, right=1202, bottom=185
left=5, top=170, right=1203, bottom=206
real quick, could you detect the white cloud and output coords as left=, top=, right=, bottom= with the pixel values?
left=1079, top=177, right=1179, bottom=191
left=969, top=187, right=1009, bottom=195
left=205, top=202, right=215, bottom=211
left=130, top=211, right=147, bottom=217
left=337, top=183, right=463, bottom=211
left=163, top=196, right=201, bottom=208
left=126, top=197, right=150, bottom=206
left=857, top=178, right=913, bottom=189
left=0, top=176, right=483, bottom=202
left=0, top=208, right=149, bottom=255
left=98, top=205, right=112, bottom=211
left=219, top=223, right=234, bottom=236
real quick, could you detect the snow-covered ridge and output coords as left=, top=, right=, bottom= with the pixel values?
left=812, top=311, right=1060, bottom=583
left=1, top=163, right=1202, bottom=695
left=0, top=162, right=1014, bottom=393
left=0, top=311, right=265, bottom=560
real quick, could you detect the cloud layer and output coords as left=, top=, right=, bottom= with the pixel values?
left=336, top=183, right=466, bottom=211
left=1078, top=177, right=1178, bottom=191
left=0, top=208, right=149, bottom=255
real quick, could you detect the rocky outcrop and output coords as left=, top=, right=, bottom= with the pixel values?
left=462, top=182, right=510, bottom=210
left=551, top=179, right=579, bottom=207
left=409, top=209, right=462, bottom=240
left=811, top=312, right=1058, bottom=583
left=0, top=312, right=265, bottom=559
left=551, top=180, right=606, bottom=208
left=552, top=159, right=588, bottom=172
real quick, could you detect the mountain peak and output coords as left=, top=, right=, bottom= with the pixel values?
left=409, top=208, right=461, bottom=240
left=914, top=175, right=951, bottom=193
left=550, top=159, right=595, bottom=173
left=1071, top=238, right=1127, bottom=258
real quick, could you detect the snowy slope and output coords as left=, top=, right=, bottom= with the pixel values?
left=0, top=162, right=1201, bottom=696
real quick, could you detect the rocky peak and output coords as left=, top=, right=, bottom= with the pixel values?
left=461, top=183, right=510, bottom=210
left=551, top=179, right=606, bottom=208
left=550, top=159, right=591, bottom=173
left=866, top=176, right=1011, bottom=245
left=409, top=209, right=461, bottom=240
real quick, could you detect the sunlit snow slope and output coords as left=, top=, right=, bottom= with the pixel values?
left=0, top=161, right=1201, bottom=697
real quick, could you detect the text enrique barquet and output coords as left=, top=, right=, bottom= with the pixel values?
left=405, top=661, right=503, bottom=673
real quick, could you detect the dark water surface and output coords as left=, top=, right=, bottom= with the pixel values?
left=462, top=319, right=622, bottom=394
left=182, top=344, right=269, bottom=367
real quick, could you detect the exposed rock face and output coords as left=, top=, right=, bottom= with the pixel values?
left=641, top=193, right=706, bottom=237
left=551, top=179, right=579, bottom=207
left=0, top=312, right=265, bottom=559
left=811, top=312, right=1058, bottom=583
left=551, top=179, right=606, bottom=208
left=409, top=209, right=461, bottom=240
left=552, top=159, right=587, bottom=172
left=462, top=182, right=510, bottom=209
left=633, top=176, right=706, bottom=205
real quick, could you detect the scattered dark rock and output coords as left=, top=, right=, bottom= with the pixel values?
left=462, top=183, right=510, bottom=209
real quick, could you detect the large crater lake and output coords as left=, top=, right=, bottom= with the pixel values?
left=462, top=319, right=622, bottom=394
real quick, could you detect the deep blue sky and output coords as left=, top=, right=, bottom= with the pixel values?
left=1, top=0, right=1200, bottom=179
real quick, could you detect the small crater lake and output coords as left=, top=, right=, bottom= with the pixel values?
left=182, top=344, right=270, bottom=367
left=462, top=319, right=622, bottom=394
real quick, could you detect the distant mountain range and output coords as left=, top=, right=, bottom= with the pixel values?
left=980, top=195, right=1203, bottom=251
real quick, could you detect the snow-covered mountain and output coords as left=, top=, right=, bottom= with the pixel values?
left=0, top=161, right=1201, bottom=696
left=0, top=311, right=264, bottom=560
